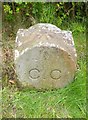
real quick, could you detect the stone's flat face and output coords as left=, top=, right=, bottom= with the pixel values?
left=14, top=23, right=77, bottom=89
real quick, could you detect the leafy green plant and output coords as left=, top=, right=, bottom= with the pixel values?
left=39, top=3, right=56, bottom=24
left=70, top=22, right=86, bottom=34
left=3, top=2, right=86, bottom=24
left=3, top=4, right=13, bottom=21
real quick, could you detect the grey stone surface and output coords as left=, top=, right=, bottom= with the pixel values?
left=14, top=23, right=77, bottom=89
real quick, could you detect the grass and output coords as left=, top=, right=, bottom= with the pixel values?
left=2, top=22, right=86, bottom=118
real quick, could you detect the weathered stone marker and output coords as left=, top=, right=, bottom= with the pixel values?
left=14, top=23, right=77, bottom=89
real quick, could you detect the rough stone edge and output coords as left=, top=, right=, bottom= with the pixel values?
left=14, top=23, right=77, bottom=63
